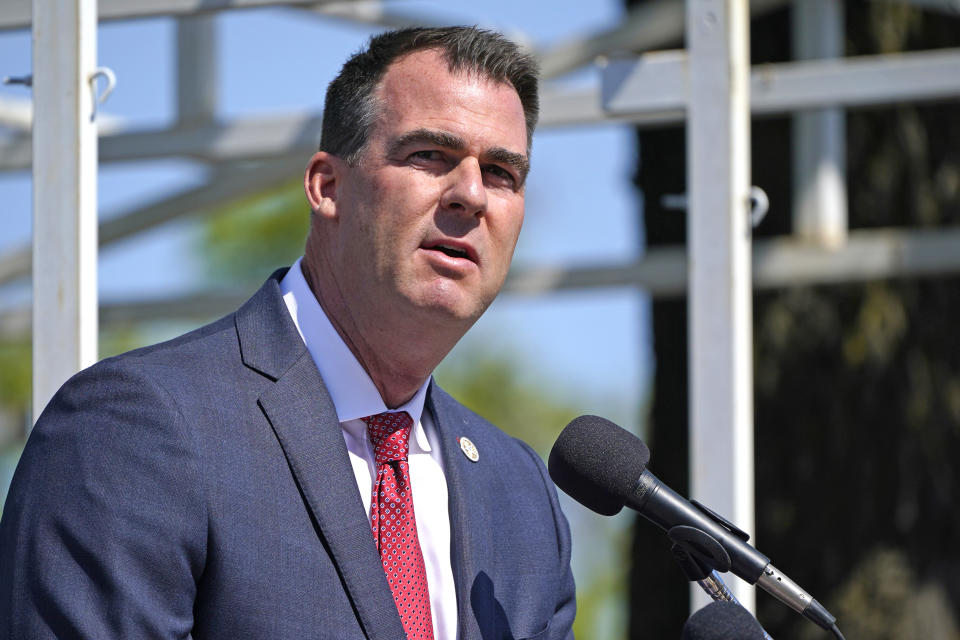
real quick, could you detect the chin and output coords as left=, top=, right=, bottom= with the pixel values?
left=413, top=283, right=489, bottom=325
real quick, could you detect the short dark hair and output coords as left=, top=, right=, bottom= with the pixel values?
left=320, top=26, right=540, bottom=164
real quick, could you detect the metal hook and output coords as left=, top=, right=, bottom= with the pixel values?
left=659, top=187, right=770, bottom=232
left=749, top=186, right=769, bottom=229
left=88, top=66, right=116, bottom=122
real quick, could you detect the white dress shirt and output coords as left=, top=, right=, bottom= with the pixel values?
left=279, top=258, right=458, bottom=640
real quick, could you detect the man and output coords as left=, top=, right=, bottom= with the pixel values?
left=0, top=27, right=576, bottom=640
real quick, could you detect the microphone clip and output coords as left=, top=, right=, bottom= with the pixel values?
left=690, top=499, right=752, bottom=543
left=667, top=500, right=750, bottom=578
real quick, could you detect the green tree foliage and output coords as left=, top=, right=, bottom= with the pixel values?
left=805, top=547, right=959, bottom=640
left=435, top=348, right=581, bottom=457
left=200, top=179, right=308, bottom=288
left=0, top=339, right=30, bottom=415
left=0, top=329, right=148, bottom=418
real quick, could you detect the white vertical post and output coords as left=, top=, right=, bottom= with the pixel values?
left=31, top=0, right=99, bottom=422
left=792, top=0, right=846, bottom=248
left=176, top=15, right=217, bottom=126
left=686, top=0, right=754, bottom=611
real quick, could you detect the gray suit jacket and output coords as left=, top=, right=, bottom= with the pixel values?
left=0, top=271, right=575, bottom=639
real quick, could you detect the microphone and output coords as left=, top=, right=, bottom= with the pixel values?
left=681, top=601, right=767, bottom=640
left=548, top=415, right=837, bottom=632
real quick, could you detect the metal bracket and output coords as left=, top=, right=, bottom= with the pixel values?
left=89, top=67, right=116, bottom=122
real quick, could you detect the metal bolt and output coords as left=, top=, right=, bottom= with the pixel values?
left=2, top=74, right=33, bottom=87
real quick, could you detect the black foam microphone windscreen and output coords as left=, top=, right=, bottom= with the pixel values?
left=547, top=415, right=650, bottom=516
left=681, top=601, right=767, bottom=640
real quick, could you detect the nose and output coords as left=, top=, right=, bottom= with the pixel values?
left=440, top=158, right=487, bottom=216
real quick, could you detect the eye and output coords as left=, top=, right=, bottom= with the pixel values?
left=483, top=164, right=518, bottom=189
left=409, top=149, right=445, bottom=163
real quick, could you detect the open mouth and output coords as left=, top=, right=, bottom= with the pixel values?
left=434, top=244, right=470, bottom=260
left=423, top=240, right=476, bottom=263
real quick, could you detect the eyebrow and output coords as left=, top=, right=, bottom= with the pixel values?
left=487, top=147, right=531, bottom=185
left=388, top=127, right=531, bottom=185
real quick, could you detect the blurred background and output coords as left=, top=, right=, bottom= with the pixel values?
left=1, top=1, right=959, bottom=638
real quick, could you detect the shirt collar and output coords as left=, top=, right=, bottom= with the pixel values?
left=279, top=258, right=431, bottom=436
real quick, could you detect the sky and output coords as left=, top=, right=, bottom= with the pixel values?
left=0, top=0, right=653, bottom=428
left=0, top=3, right=651, bottom=635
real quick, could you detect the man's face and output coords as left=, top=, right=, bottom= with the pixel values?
left=322, top=49, right=529, bottom=328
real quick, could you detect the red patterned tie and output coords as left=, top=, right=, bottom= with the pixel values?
left=364, top=412, right=434, bottom=640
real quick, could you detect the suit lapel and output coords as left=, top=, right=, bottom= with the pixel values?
left=428, top=384, right=492, bottom=640
left=236, top=273, right=405, bottom=640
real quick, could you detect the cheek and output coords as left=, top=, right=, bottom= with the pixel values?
left=481, top=212, right=523, bottom=291
left=369, top=178, right=438, bottom=233
left=509, top=210, right=525, bottom=243
left=491, top=205, right=525, bottom=254
left=346, top=188, right=403, bottom=248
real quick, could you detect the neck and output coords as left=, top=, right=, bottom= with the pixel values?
left=300, top=257, right=463, bottom=409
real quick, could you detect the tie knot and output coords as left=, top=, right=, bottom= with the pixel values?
left=363, top=411, right=414, bottom=464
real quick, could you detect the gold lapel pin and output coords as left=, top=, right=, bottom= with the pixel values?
left=458, top=436, right=479, bottom=462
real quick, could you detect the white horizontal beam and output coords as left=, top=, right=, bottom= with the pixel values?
left=0, top=112, right=321, bottom=170
left=0, top=244, right=31, bottom=288
left=0, top=0, right=350, bottom=30
left=537, top=0, right=789, bottom=79
left=0, top=291, right=250, bottom=339
left=0, top=156, right=305, bottom=285
left=5, top=47, right=957, bottom=171
left=602, top=50, right=687, bottom=114
left=105, top=114, right=322, bottom=162
left=4, top=225, right=960, bottom=337
left=299, top=1, right=453, bottom=30
left=0, top=94, right=33, bottom=131
left=1, top=0, right=439, bottom=32
left=539, top=87, right=612, bottom=127
left=0, top=89, right=616, bottom=169
left=0, top=135, right=30, bottom=169
left=0, top=94, right=125, bottom=137
left=603, top=47, right=960, bottom=119
left=505, top=245, right=687, bottom=296
left=506, top=225, right=960, bottom=297
left=538, top=0, right=685, bottom=79
left=752, top=226, right=960, bottom=286
left=751, top=47, right=960, bottom=112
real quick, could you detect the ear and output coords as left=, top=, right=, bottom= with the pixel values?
left=304, top=151, right=342, bottom=219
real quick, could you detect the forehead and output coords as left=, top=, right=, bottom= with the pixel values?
left=372, top=49, right=528, bottom=155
